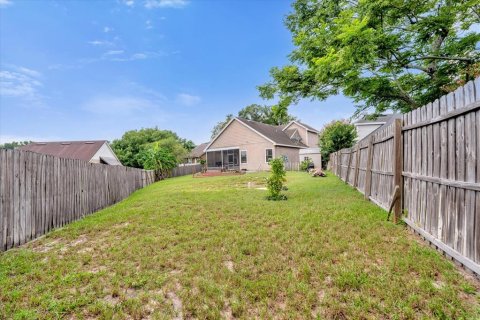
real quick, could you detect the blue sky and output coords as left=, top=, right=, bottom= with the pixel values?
left=0, top=0, right=355, bottom=144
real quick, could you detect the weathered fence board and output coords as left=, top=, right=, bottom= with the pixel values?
left=0, top=150, right=201, bottom=252
left=329, top=78, right=480, bottom=275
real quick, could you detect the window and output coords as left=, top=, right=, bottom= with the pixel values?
left=265, top=149, right=273, bottom=162
left=241, top=150, right=247, bottom=164
left=281, top=155, right=289, bottom=162
left=304, top=156, right=310, bottom=161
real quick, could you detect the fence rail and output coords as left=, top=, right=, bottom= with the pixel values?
left=0, top=149, right=201, bottom=252
left=329, top=77, right=480, bottom=275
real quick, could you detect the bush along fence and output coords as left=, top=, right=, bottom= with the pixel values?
left=328, top=77, right=480, bottom=275
left=0, top=149, right=202, bottom=252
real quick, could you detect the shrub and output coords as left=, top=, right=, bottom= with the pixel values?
left=318, top=120, right=357, bottom=168
left=300, top=159, right=312, bottom=171
left=266, top=158, right=287, bottom=200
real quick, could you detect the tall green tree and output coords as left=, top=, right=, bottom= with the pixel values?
left=211, top=104, right=297, bottom=139
left=259, top=0, right=480, bottom=116
left=111, top=127, right=193, bottom=168
left=318, top=120, right=357, bottom=168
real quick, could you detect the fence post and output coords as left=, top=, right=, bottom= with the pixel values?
left=338, top=152, right=341, bottom=176
left=345, top=148, right=353, bottom=184
left=364, top=136, right=374, bottom=200
left=393, top=118, right=403, bottom=223
left=353, top=144, right=360, bottom=188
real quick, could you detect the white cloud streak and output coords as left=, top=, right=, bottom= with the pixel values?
left=88, top=40, right=114, bottom=46
left=144, top=0, right=188, bottom=9
left=0, top=0, right=12, bottom=8
left=82, top=95, right=159, bottom=115
left=0, top=68, right=42, bottom=98
left=176, top=93, right=201, bottom=106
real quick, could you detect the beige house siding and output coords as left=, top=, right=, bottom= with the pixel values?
left=208, top=120, right=274, bottom=171
left=307, top=131, right=318, bottom=147
left=275, top=146, right=300, bottom=165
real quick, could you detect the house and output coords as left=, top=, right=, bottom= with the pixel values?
left=204, top=117, right=321, bottom=171
left=18, top=140, right=122, bottom=165
left=353, top=114, right=400, bottom=141
left=185, top=142, right=209, bottom=164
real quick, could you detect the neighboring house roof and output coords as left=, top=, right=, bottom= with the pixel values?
left=188, top=142, right=209, bottom=158
left=283, top=120, right=319, bottom=133
left=354, top=114, right=398, bottom=125
left=205, top=117, right=309, bottom=151
left=18, top=140, right=110, bottom=162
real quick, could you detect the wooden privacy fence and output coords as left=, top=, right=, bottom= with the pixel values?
left=0, top=149, right=201, bottom=252
left=329, top=77, right=480, bottom=275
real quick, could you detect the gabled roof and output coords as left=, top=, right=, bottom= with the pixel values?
left=354, top=114, right=398, bottom=125
left=205, top=117, right=308, bottom=150
left=188, top=142, right=209, bottom=158
left=18, top=140, right=108, bottom=161
left=283, top=120, right=319, bottom=133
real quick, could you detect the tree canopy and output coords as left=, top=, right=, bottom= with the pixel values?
left=259, top=0, right=480, bottom=116
left=318, top=120, right=357, bottom=168
left=211, top=104, right=297, bottom=139
left=110, top=127, right=193, bottom=168
left=0, top=141, right=32, bottom=149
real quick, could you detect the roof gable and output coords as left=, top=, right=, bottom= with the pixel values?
left=18, top=140, right=108, bottom=161
left=283, top=120, right=319, bottom=133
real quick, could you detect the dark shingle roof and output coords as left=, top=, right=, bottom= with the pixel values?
left=236, top=118, right=308, bottom=148
left=188, top=142, right=209, bottom=158
left=18, top=140, right=107, bottom=161
left=354, top=114, right=397, bottom=124
left=296, top=121, right=319, bottom=133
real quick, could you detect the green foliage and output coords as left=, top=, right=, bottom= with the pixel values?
left=211, top=104, right=297, bottom=139
left=266, top=158, right=287, bottom=200
left=0, top=141, right=32, bottom=149
left=139, top=143, right=177, bottom=177
left=259, top=0, right=480, bottom=116
left=110, top=127, right=193, bottom=168
left=319, top=120, right=357, bottom=168
left=300, top=159, right=312, bottom=171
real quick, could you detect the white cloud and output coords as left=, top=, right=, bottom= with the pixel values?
left=16, top=66, right=42, bottom=78
left=122, top=0, right=135, bottom=6
left=104, top=50, right=124, bottom=55
left=131, top=53, right=147, bottom=60
left=0, top=0, right=12, bottom=8
left=88, top=40, right=114, bottom=46
left=176, top=93, right=201, bottom=106
left=0, top=69, right=42, bottom=98
left=144, top=0, right=188, bottom=9
left=82, top=95, right=158, bottom=115
left=145, top=20, right=153, bottom=29
left=103, top=26, right=113, bottom=33
left=110, top=51, right=164, bottom=62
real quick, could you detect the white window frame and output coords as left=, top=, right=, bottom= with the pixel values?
left=240, top=150, right=247, bottom=164
left=265, top=148, right=273, bottom=163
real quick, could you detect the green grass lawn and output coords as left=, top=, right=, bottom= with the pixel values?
left=1, top=172, right=479, bottom=319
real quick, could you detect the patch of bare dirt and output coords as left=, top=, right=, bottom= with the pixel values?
left=103, top=294, right=120, bottom=306
left=224, top=260, right=235, bottom=273
left=166, top=283, right=183, bottom=320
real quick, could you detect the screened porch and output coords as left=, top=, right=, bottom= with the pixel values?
left=206, top=149, right=240, bottom=171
